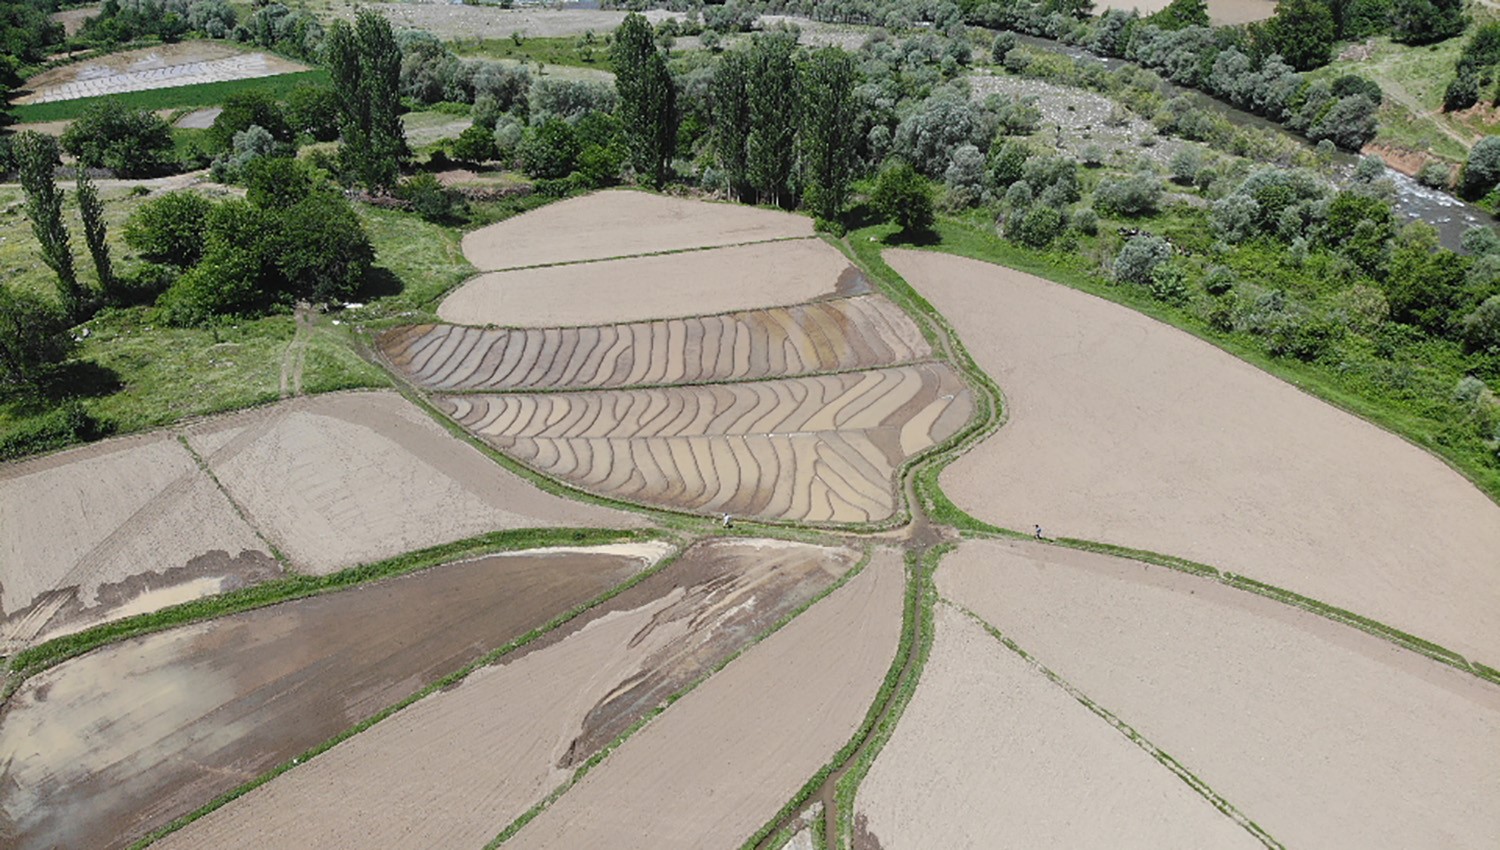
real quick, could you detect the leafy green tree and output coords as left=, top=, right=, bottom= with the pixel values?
left=1259, top=0, right=1336, bottom=70
left=1321, top=192, right=1394, bottom=274
left=75, top=170, right=113, bottom=298
left=15, top=132, right=83, bottom=320
left=1148, top=0, right=1209, bottom=30
left=1114, top=233, right=1173, bottom=284
left=1093, top=173, right=1162, bottom=217
left=799, top=47, right=859, bottom=222
left=871, top=160, right=935, bottom=235
left=1384, top=223, right=1467, bottom=334
left=244, top=157, right=320, bottom=210
left=519, top=118, right=582, bottom=179
left=0, top=286, right=73, bottom=386
left=124, top=190, right=213, bottom=267
left=450, top=124, right=498, bottom=164
left=276, top=192, right=374, bottom=302
left=285, top=83, right=340, bottom=141
left=1392, top=0, right=1464, bottom=45
left=1460, top=294, right=1500, bottom=351
left=397, top=173, right=462, bottom=223
left=1461, top=136, right=1500, bottom=200
left=746, top=35, right=799, bottom=206
left=612, top=13, right=678, bottom=188
left=327, top=10, right=409, bottom=191
left=59, top=101, right=174, bottom=177
left=208, top=91, right=291, bottom=152
left=711, top=49, right=752, bottom=200
left=1010, top=204, right=1064, bottom=248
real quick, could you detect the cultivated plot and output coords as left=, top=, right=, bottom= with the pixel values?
left=16, top=42, right=307, bottom=104
left=458, top=189, right=813, bottom=271
left=439, top=239, right=855, bottom=327
left=1091, top=0, right=1276, bottom=23
left=941, top=539, right=1500, bottom=850
left=854, top=604, right=1261, bottom=850
left=183, top=391, right=647, bottom=573
left=440, top=365, right=973, bottom=523
left=0, top=433, right=274, bottom=652
left=150, top=538, right=860, bottom=850
left=888, top=249, right=1500, bottom=663
left=505, top=547, right=906, bottom=850
left=340, top=4, right=682, bottom=40
left=0, top=543, right=666, bottom=850
left=385, top=294, right=928, bottom=392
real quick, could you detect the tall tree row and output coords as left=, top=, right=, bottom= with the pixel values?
left=799, top=48, right=860, bottom=223
left=745, top=36, right=799, bottom=207
left=612, top=13, right=678, bottom=189
left=76, top=170, right=113, bottom=296
left=327, top=10, right=408, bottom=192
left=710, top=50, right=752, bottom=201
left=15, top=133, right=85, bottom=321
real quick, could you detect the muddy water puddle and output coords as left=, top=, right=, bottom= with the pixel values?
left=0, top=545, right=663, bottom=850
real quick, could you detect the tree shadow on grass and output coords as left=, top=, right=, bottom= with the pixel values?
left=34, top=361, right=124, bottom=405
left=880, top=227, right=940, bottom=247
left=356, top=266, right=404, bottom=301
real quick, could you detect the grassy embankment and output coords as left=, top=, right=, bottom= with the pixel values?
left=456, top=34, right=616, bottom=74
left=9, top=69, right=330, bottom=123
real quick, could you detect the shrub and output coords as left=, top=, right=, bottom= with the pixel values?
left=398, top=173, right=462, bottom=222
left=1147, top=261, right=1191, bottom=304
left=944, top=144, right=987, bottom=207
left=529, top=79, right=618, bottom=123
left=450, top=124, right=498, bottom=164
left=210, top=125, right=283, bottom=183
left=243, top=157, right=321, bottom=210
left=871, top=160, right=935, bottom=234
left=1081, top=144, right=1106, bottom=168
left=1462, top=294, right=1500, bottom=352
left=988, top=139, right=1033, bottom=188
left=1169, top=148, right=1203, bottom=185
left=285, top=84, right=339, bottom=141
left=1114, top=233, right=1172, bottom=284
left=893, top=91, right=987, bottom=177
left=1417, top=161, right=1453, bottom=189
left=1010, top=204, right=1064, bottom=248
left=124, top=191, right=214, bottom=267
left=1204, top=265, right=1236, bottom=295
left=0, top=286, right=74, bottom=387
left=1022, top=155, right=1081, bottom=204
left=1094, top=172, right=1162, bottom=217
left=59, top=101, right=174, bottom=177
left=209, top=91, right=291, bottom=152
left=1071, top=207, right=1099, bottom=235
left=991, top=31, right=1018, bottom=62
left=0, top=402, right=112, bottom=461
left=519, top=118, right=580, bottom=179
left=1461, top=137, right=1500, bottom=200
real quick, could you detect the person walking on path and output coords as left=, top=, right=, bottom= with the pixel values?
left=1034, top=524, right=1044, bottom=540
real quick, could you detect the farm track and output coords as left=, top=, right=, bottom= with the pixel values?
left=379, top=295, right=930, bottom=392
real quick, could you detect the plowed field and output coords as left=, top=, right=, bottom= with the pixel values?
left=459, top=189, right=812, bottom=271
left=438, top=365, right=972, bottom=523
left=382, top=294, right=928, bottom=392
left=182, top=391, right=646, bottom=573
left=888, top=248, right=1500, bottom=663
left=504, top=547, right=906, bottom=850
left=940, top=539, right=1500, bottom=850
left=16, top=42, right=307, bottom=104
left=149, top=539, right=858, bottom=850
left=438, top=240, right=855, bottom=327
left=0, top=544, right=666, bottom=850
left=854, top=604, right=1262, bottom=849
left=0, top=433, right=274, bottom=652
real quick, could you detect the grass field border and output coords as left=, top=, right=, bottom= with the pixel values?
left=11, top=69, right=330, bottom=123
left=123, top=535, right=691, bottom=850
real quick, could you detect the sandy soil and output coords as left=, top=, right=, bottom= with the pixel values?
left=387, top=292, right=931, bottom=392
left=17, top=43, right=308, bottom=104
left=0, top=544, right=666, bottom=850
left=336, top=3, right=682, bottom=40
left=1093, top=0, right=1276, bottom=21
left=855, top=604, right=1261, bottom=849
left=152, top=538, right=857, bottom=850
left=940, top=538, right=1500, bottom=850
left=440, top=364, right=973, bottom=523
left=0, top=432, right=272, bottom=651
left=888, top=249, right=1500, bottom=663
left=50, top=5, right=99, bottom=36
left=441, top=239, right=853, bottom=328
left=505, top=547, right=906, bottom=850
left=173, top=107, right=222, bottom=130
left=183, top=391, right=646, bottom=574
left=458, top=189, right=814, bottom=271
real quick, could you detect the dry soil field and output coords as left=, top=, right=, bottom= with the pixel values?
left=855, top=603, right=1262, bottom=850
left=440, top=365, right=972, bottom=523
left=503, top=547, right=905, bottom=850
left=334, top=2, right=682, bottom=40
left=386, top=293, right=926, bottom=391
left=182, top=391, right=645, bottom=572
left=457, top=189, right=813, bottom=271
left=940, top=539, right=1500, bottom=850
left=888, top=249, right=1500, bottom=664
left=0, top=432, right=274, bottom=652
left=16, top=42, right=308, bottom=104
left=151, top=538, right=861, bottom=850
left=1091, top=0, right=1277, bottom=22
left=0, top=543, right=666, bottom=850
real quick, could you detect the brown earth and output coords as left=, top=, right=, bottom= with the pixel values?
left=16, top=43, right=308, bottom=105
left=504, top=546, right=905, bottom=850
left=440, top=239, right=851, bottom=328
left=854, top=604, right=1262, bottom=849
left=182, top=391, right=647, bottom=574
left=1091, top=0, right=1276, bottom=22
left=439, top=364, right=973, bottom=524
left=457, top=189, right=813, bottom=272
left=0, top=543, right=666, bottom=850
left=941, top=539, right=1500, bottom=850
left=333, top=3, right=683, bottom=40
left=0, top=432, right=272, bottom=652
left=149, top=538, right=857, bottom=850
left=888, top=249, right=1500, bottom=663
left=383, top=292, right=932, bottom=393
left=49, top=5, right=99, bottom=36
left=173, top=107, right=222, bottom=130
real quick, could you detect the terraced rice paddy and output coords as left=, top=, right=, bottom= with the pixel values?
left=149, top=539, right=859, bottom=850
left=382, top=294, right=929, bottom=392
left=439, top=365, right=972, bottom=523
left=888, top=248, right=1500, bottom=664
left=0, top=543, right=667, bottom=850
left=940, top=539, right=1500, bottom=850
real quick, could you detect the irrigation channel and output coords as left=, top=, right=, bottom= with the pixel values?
left=1007, top=32, right=1498, bottom=250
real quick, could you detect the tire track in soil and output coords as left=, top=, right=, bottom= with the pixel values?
left=279, top=304, right=314, bottom=399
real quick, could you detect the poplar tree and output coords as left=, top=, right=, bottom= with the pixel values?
left=710, top=49, right=751, bottom=200
left=76, top=169, right=113, bottom=298
left=799, top=47, right=859, bottom=223
left=328, top=11, right=409, bottom=191
left=612, top=13, right=678, bottom=188
left=15, top=132, right=84, bottom=320
left=745, top=35, right=799, bottom=207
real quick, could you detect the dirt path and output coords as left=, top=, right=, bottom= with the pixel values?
left=278, top=304, right=314, bottom=399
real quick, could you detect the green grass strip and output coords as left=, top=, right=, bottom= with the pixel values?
left=127, top=537, right=687, bottom=850
left=11, top=70, right=330, bottom=123
left=951, top=600, right=1285, bottom=850
left=489, top=545, right=878, bottom=849
left=3, top=526, right=655, bottom=701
